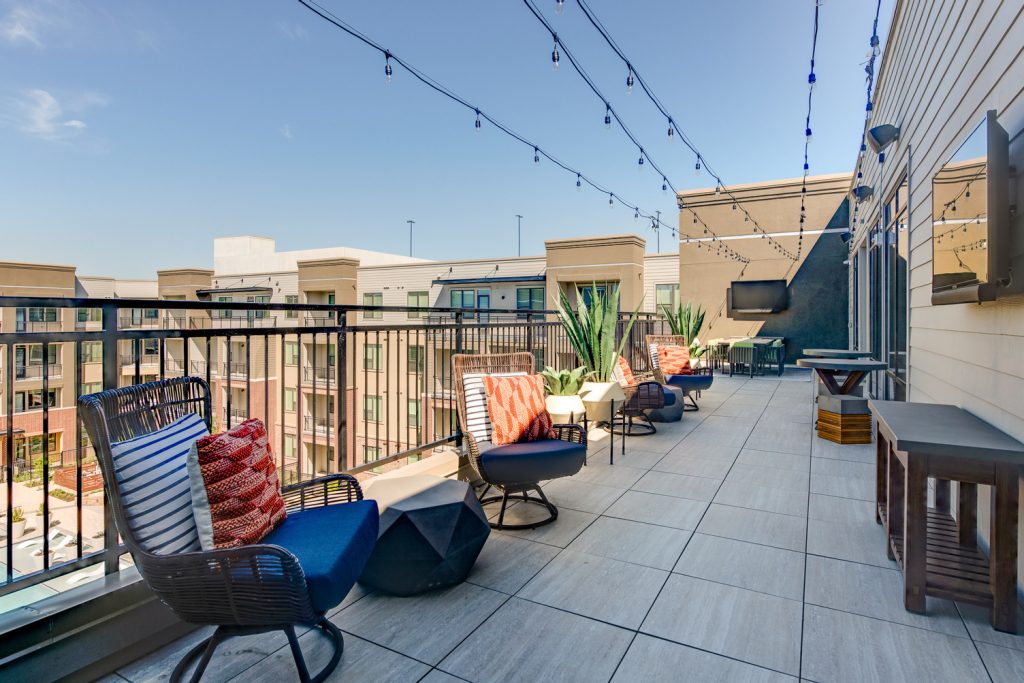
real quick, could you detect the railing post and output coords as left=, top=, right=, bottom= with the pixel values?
left=525, top=313, right=534, bottom=367
left=337, top=310, right=348, bottom=471
left=100, top=302, right=120, bottom=574
left=454, top=311, right=464, bottom=447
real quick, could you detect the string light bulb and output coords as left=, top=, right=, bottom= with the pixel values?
left=474, top=109, right=481, bottom=134
left=551, top=37, right=560, bottom=70
left=576, top=173, right=581, bottom=191
left=609, top=193, right=613, bottom=206
left=534, top=147, right=540, bottom=164
left=667, top=118, right=674, bottom=140
left=626, top=67, right=634, bottom=94
left=384, top=52, right=393, bottom=83
left=637, top=151, right=644, bottom=169
left=604, top=105, right=611, bottom=129
left=555, top=0, right=565, bottom=15
left=870, top=34, right=880, bottom=56
left=715, top=182, right=721, bottom=195
left=808, top=71, right=816, bottom=91
left=805, top=127, right=813, bottom=143
left=694, top=158, right=701, bottom=176
left=662, top=177, right=667, bottom=192
left=634, top=207, right=639, bottom=221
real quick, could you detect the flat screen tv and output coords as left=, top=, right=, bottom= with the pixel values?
left=728, top=280, right=788, bottom=314
left=932, top=110, right=1011, bottom=304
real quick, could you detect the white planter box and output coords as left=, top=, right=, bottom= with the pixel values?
left=578, top=381, right=626, bottom=422
left=545, top=394, right=586, bottom=424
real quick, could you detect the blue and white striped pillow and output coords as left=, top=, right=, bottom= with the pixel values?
left=110, top=413, right=210, bottom=555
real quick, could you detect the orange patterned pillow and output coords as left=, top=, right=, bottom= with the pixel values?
left=657, top=344, right=693, bottom=375
left=616, top=355, right=637, bottom=387
left=190, top=419, right=286, bottom=549
left=482, top=375, right=556, bottom=446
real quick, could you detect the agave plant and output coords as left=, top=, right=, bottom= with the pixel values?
left=661, top=301, right=706, bottom=357
left=555, top=284, right=641, bottom=383
left=539, top=366, right=589, bottom=396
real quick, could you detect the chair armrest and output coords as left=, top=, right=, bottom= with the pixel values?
left=141, top=543, right=315, bottom=626
left=553, top=423, right=587, bottom=446
left=282, top=473, right=363, bottom=513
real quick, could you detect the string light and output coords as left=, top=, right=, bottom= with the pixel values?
left=662, top=177, right=667, bottom=192
left=551, top=36, right=560, bottom=70
left=626, top=66, right=634, bottom=94
left=576, top=173, right=581, bottom=190
left=565, top=0, right=790, bottom=261
left=604, top=105, right=611, bottom=128
left=793, top=0, right=820, bottom=262
left=846, top=0, right=884, bottom=242
left=534, top=146, right=540, bottom=164
left=555, top=0, right=565, bottom=15
left=385, top=51, right=393, bottom=83
left=474, top=109, right=481, bottom=133
left=694, top=157, right=701, bottom=176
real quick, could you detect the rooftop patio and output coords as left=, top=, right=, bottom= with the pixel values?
left=95, top=373, right=1024, bottom=683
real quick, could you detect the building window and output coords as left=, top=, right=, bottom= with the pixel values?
left=328, top=293, right=336, bottom=305
left=283, top=434, right=297, bottom=459
left=578, top=284, right=611, bottom=307
left=285, top=295, right=299, bottom=319
left=362, top=445, right=381, bottom=465
left=15, top=389, right=59, bottom=413
left=656, top=284, right=680, bottom=315
left=284, top=341, right=299, bottom=365
left=81, top=341, right=102, bottom=363
left=26, top=307, right=58, bottom=322
left=142, top=339, right=159, bottom=355
left=516, top=287, right=545, bottom=316
left=407, top=345, right=425, bottom=372
left=408, top=399, right=421, bottom=428
left=407, top=291, right=429, bottom=318
left=450, top=289, right=475, bottom=309
left=363, top=395, right=382, bottom=422
left=284, top=388, right=297, bottom=412
left=81, top=382, right=102, bottom=395
left=77, top=308, right=101, bottom=323
left=363, top=292, right=383, bottom=319
left=364, top=344, right=381, bottom=371
left=246, top=295, right=269, bottom=320
left=217, top=297, right=232, bottom=319
left=884, top=175, right=909, bottom=401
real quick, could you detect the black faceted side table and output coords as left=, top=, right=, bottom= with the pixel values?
left=358, top=474, right=490, bottom=596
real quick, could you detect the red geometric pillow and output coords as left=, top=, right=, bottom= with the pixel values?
left=616, top=355, right=637, bottom=387
left=657, top=344, right=693, bottom=375
left=192, top=419, right=286, bottom=549
left=481, top=375, right=556, bottom=446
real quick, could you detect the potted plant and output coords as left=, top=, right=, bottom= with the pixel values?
left=555, top=284, right=641, bottom=422
left=36, top=501, right=52, bottom=531
left=539, top=366, right=588, bottom=424
left=11, top=507, right=26, bottom=539
left=661, top=301, right=706, bottom=369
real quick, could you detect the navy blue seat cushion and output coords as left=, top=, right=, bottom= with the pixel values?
left=480, top=440, right=586, bottom=486
left=666, top=374, right=714, bottom=392
left=263, top=499, right=379, bottom=614
left=661, top=386, right=678, bottom=406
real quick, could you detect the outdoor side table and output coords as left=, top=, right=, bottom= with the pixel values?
left=359, top=474, right=490, bottom=597
left=871, top=400, right=1024, bottom=633
left=797, top=358, right=885, bottom=443
left=803, top=348, right=874, bottom=359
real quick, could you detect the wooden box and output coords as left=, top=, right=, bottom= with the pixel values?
left=817, top=408, right=872, bottom=444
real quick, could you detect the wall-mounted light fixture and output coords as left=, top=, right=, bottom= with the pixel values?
left=852, top=185, right=874, bottom=202
left=866, top=124, right=900, bottom=153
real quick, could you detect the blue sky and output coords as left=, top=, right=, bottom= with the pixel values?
left=1, top=0, right=892, bottom=277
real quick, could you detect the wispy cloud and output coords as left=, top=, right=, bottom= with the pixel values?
left=0, top=2, right=48, bottom=46
left=280, top=123, right=293, bottom=140
left=2, top=88, right=107, bottom=141
left=275, top=21, right=307, bottom=41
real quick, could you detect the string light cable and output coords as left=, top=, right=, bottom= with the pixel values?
left=292, top=0, right=738, bottom=257
left=521, top=0, right=754, bottom=262
left=849, top=0, right=884, bottom=239
left=568, top=0, right=798, bottom=261
left=794, top=1, right=821, bottom=261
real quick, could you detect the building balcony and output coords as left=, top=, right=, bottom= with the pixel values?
left=190, top=315, right=279, bottom=329
left=302, top=414, right=334, bottom=435
left=14, top=321, right=62, bottom=333
left=301, top=364, right=335, bottom=384
left=14, top=363, right=62, bottom=380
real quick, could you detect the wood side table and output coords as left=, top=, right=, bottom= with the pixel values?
left=871, top=400, right=1024, bottom=633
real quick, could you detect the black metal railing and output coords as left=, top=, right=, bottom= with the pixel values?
left=0, top=295, right=663, bottom=604
left=14, top=363, right=63, bottom=380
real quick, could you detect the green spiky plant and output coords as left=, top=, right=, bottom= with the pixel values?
left=661, top=301, right=706, bottom=358
left=539, top=366, right=589, bottom=396
left=555, top=284, right=642, bottom=383
left=11, top=507, right=25, bottom=523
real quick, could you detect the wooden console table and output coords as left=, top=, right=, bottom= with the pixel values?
left=871, top=400, right=1024, bottom=633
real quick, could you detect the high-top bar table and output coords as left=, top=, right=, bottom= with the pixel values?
left=796, top=357, right=885, bottom=395
left=803, top=348, right=874, bottom=359
left=870, top=400, right=1024, bottom=632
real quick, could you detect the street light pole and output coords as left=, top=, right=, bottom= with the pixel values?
left=407, top=220, right=415, bottom=257
left=515, top=214, right=523, bottom=257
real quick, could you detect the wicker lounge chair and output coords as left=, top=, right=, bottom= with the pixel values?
left=79, top=377, right=378, bottom=683
left=452, top=353, right=586, bottom=530
left=646, top=334, right=715, bottom=411
left=609, top=356, right=667, bottom=435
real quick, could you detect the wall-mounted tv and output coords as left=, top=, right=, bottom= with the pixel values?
left=932, top=110, right=1012, bottom=304
left=727, top=279, right=788, bottom=314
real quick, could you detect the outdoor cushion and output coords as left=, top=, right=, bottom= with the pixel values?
left=263, top=500, right=379, bottom=615
left=614, top=355, right=637, bottom=387
left=482, top=374, right=555, bottom=445
left=479, top=439, right=586, bottom=485
left=665, top=373, right=714, bottom=392
left=462, top=372, right=527, bottom=443
left=657, top=344, right=693, bottom=375
left=109, top=412, right=210, bottom=555
left=189, top=418, right=286, bottom=550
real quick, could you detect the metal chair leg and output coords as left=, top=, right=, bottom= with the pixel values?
left=286, top=625, right=312, bottom=683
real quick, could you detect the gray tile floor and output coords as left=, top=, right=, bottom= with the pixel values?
left=104, top=374, right=1024, bottom=683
